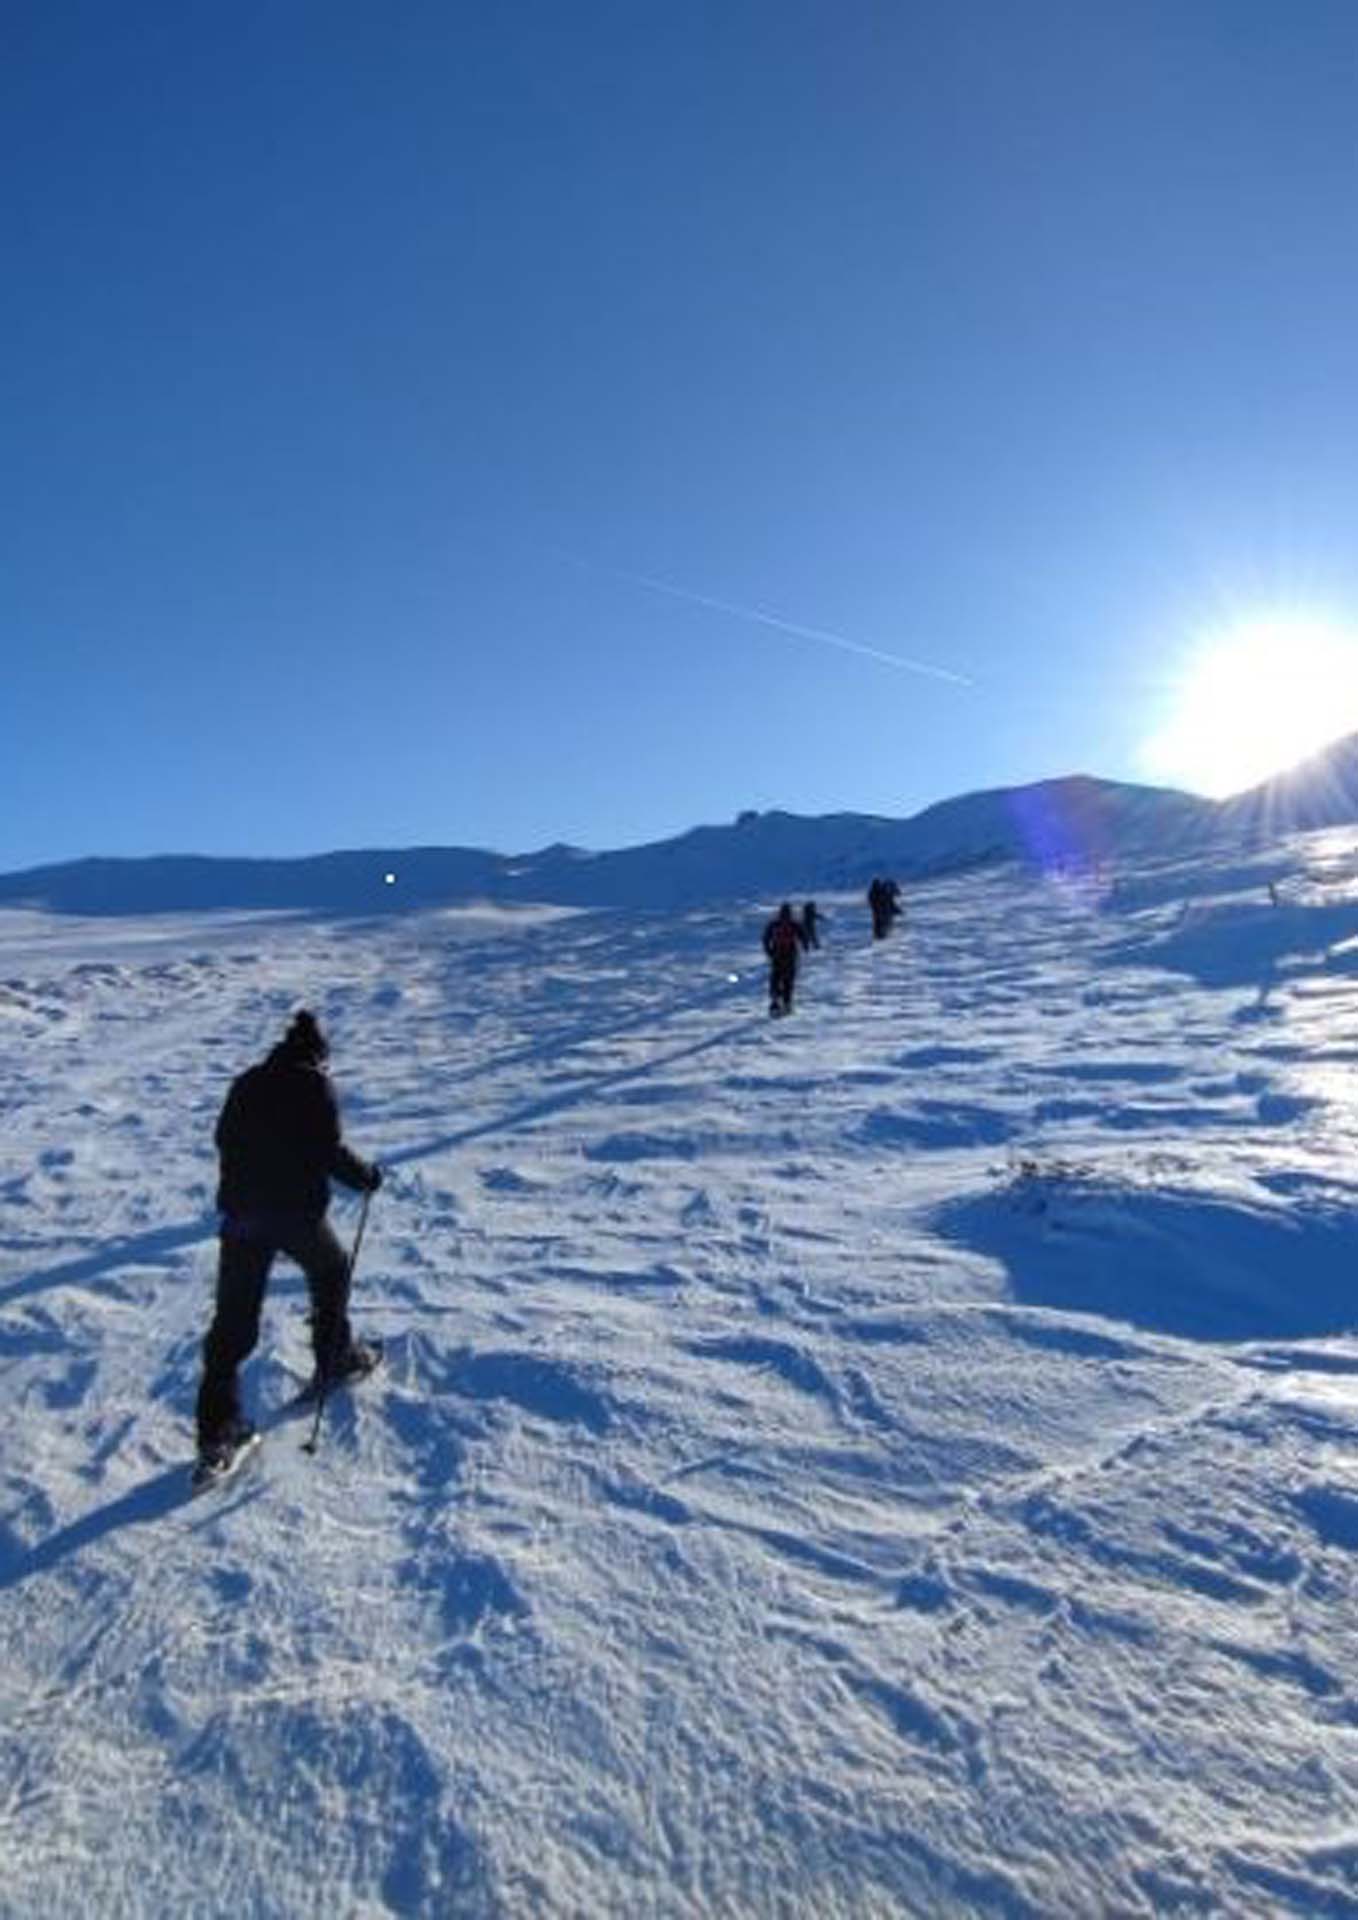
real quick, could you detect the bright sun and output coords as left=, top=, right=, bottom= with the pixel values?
left=1142, top=612, right=1358, bottom=798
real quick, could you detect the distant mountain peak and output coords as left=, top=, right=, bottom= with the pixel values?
left=6, top=752, right=1358, bottom=917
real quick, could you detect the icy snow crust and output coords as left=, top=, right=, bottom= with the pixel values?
left=5, top=836, right=1358, bottom=1914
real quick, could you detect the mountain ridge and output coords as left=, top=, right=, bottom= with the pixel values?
left=5, top=739, right=1355, bottom=916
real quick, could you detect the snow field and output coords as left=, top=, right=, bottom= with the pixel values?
left=5, top=842, right=1358, bottom=1914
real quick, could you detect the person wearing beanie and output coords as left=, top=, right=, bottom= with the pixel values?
left=194, top=1009, right=383, bottom=1465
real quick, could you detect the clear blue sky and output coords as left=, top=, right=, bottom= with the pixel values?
left=6, top=1, right=1358, bottom=869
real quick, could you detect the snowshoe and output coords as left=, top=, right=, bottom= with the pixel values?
left=190, top=1421, right=261, bottom=1493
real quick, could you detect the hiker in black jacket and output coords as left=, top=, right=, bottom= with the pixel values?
left=868, top=876, right=903, bottom=940
left=194, top=1010, right=382, bottom=1459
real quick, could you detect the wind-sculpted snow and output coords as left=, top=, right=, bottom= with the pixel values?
left=6, top=834, right=1358, bottom=1913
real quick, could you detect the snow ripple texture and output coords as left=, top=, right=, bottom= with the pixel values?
left=5, top=839, right=1358, bottom=1915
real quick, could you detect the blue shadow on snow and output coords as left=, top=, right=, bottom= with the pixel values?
left=0, top=1219, right=212, bottom=1309
left=934, top=1182, right=1358, bottom=1342
left=0, top=1464, right=198, bottom=1591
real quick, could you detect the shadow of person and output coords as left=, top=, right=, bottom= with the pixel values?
left=0, top=1463, right=195, bottom=1592
left=0, top=1385, right=317, bottom=1592
left=0, top=1219, right=212, bottom=1311
left=1234, top=954, right=1280, bottom=1025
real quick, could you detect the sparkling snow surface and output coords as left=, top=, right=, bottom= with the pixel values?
left=6, top=840, right=1358, bottom=1916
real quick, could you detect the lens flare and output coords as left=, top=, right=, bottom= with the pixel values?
left=1142, top=612, right=1358, bottom=797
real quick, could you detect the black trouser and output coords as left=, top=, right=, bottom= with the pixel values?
left=196, top=1215, right=351, bottom=1444
left=769, top=953, right=797, bottom=1012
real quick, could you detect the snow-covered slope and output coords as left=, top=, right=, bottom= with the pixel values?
left=6, top=833, right=1358, bottom=1914
left=1225, top=731, right=1358, bottom=839
left=9, top=738, right=1358, bottom=920
left=0, top=775, right=1223, bottom=916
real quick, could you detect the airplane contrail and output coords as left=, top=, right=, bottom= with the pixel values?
left=554, top=552, right=974, bottom=687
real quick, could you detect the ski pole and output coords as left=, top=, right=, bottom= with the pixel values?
left=303, top=1188, right=373, bottom=1456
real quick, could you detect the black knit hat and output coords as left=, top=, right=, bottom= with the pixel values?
left=282, top=1009, right=329, bottom=1062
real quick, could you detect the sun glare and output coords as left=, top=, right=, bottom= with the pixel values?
left=1142, top=612, right=1358, bottom=797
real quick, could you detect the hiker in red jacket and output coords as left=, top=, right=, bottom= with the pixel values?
left=763, top=902, right=810, bottom=1017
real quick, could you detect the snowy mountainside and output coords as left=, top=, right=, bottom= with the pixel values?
left=0, top=771, right=1235, bottom=917
left=1223, top=730, right=1358, bottom=838
left=6, top=835, right=1358, bottom=1911
left=9, top=738, right=1358, bottom=920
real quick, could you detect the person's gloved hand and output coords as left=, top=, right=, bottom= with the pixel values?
left=364, top=1162, right=384, bottom=1194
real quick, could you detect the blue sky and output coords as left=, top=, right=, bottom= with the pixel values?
left=6, top=1, right=1358, bottom=869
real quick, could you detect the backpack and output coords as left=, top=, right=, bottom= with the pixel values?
left=768, top=917, right=799, bottom=960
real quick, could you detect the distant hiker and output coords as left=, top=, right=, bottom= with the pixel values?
left=763, top=902, right=809, bottom=1017
left=1268, top=881, right=1280, bottom=908
left=868, top=877, right=902, bottom=940
left=194, top=1010, right=382, bottom=1470
left=801, top=900, right=821, bottom=949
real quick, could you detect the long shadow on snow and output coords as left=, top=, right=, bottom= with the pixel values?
left=0, top=1389, right=312, bottom=1592
left=423, top=966, right=748, bottom=1098
left=386, top=1016, right=759, bottom=1169
left=0, top=1466, right=196, bottom=1591
left=1, top=1008, right=755, bottom=1308
left=0, top=1218, right=212, bottom=1309
left=934, top=1182, right=1358, bottom=1341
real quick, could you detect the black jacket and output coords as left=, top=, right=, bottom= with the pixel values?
left=215, top=1047, right=373, bottom=1221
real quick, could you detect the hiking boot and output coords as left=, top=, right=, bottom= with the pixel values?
left=317, top=1339, right=382, bottom=1389
left=196, top=1414, right=256, bottom=1466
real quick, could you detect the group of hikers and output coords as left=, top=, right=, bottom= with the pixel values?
left=760, top=877, right=903, bottom=1018
left=194, top=877, right=908, bottom=1476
